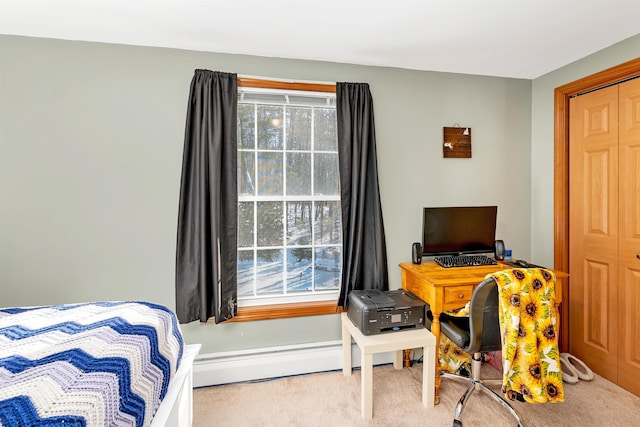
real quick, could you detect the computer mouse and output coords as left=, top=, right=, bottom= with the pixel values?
left=514, top=260, right=529, bottom=267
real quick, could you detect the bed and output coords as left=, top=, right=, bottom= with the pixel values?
left=0, top=301, right=200, bottom=427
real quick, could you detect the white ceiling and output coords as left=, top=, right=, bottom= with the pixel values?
left=1, top=0, right=639, bottom=79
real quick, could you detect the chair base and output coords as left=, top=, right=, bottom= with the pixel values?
left=441, top=353, right=525, bottom=427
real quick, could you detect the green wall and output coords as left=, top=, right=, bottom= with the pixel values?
left=2, top=34, right=532, bottom=354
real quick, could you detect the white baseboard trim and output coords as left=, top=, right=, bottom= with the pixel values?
left=192, top=340, right=398, bottom=388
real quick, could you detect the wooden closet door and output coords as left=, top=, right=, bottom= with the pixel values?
left=618, top=78, right=640, bottom=396
left=569, top=85, right=619, bottom=382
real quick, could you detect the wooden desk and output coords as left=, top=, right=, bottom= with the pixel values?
left=399, top=261, right=568, bottom=405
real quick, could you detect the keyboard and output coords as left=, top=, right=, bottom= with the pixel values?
left=434, top=254, right=497, bottom=268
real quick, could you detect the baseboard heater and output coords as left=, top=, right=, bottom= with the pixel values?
left=192, top=340, right=400, bottom=388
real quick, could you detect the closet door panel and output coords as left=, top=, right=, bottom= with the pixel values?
left=569, top=85, right=619, bottom=382
left=618, top=78, right=640, bottom=396
left=583, top=260, right=613, bottom=350
left=618, top=268, right=640, bottom=395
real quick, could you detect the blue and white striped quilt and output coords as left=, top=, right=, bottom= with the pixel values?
left=0, top=301, right=184, bottom=427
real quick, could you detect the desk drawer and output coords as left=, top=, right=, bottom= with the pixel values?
left=444, top=286, right=473, bottom=306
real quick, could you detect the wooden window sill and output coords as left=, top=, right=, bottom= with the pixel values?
left=225, top=300, right=343, bottom=322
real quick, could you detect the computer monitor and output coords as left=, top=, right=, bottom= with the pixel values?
left=421, top=206, right=497, bottom=256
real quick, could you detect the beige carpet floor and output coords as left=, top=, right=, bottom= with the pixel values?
left=193, top=363, right=640, bottom=426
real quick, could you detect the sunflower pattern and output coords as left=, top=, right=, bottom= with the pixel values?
left=437, top=304, right=473, bottom=377
left=490, top=268, right=564, bottom=404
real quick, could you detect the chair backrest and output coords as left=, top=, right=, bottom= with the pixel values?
left=465, top=276, right=502, bottom=354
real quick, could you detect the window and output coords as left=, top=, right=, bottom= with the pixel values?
left=236, top=79, right=341, bottom=309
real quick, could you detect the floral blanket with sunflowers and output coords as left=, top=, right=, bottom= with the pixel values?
left=437, top=305, right=473, bottom=378
left=436, top=268, right=564, bottom=404
left=491, top=268, right=564, bottom=403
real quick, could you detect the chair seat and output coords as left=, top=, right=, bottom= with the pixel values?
left=426, top=310, right=500, bottom=353
left=438, top=313, right=471, bottom=349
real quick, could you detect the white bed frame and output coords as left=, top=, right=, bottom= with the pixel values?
left=150, top=344, right=201, bottom=427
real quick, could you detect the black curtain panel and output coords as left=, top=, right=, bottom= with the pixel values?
left=175, top=70, right=238, bottom=324
left=336, top=82, right=389, bottom=308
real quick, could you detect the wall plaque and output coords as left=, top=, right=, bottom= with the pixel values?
left=443, top=126, right=471, bottom=158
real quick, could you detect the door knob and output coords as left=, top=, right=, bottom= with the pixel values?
left=637, top=254, right=640, bottom=259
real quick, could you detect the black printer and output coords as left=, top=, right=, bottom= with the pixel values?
left=347, top=289, right=425, bottom=335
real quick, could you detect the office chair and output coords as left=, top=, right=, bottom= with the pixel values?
left=430, top=276, right=525, bottom=427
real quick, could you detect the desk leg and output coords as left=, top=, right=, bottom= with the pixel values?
left=431, top=312, right=442, bottom=405
left=403, top=349, right=411, bottom=367
left=362, top=353, right=373, bottom=419
left=556, top=302, right=563, bottom=352
left=342, top=318, right=352, bottom=376
left=557, top=276, right=568, bottom=353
